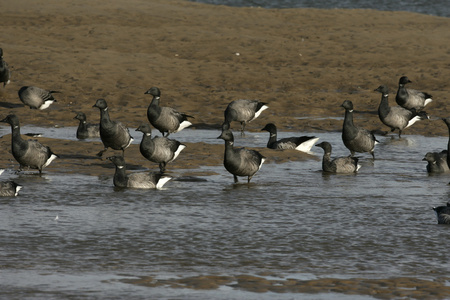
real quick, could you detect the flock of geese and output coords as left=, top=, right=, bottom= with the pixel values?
left=1, top=48, right=450, bottom=224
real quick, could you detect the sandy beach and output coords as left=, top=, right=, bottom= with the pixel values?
left=1, top=0, right=450, bottom=175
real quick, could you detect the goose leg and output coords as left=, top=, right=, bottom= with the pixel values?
left=97, top=147, right=108, bottom=157
left=233, top=175, right=239, bottom=183
left=159, top=162, right=166, bottom=173
left=398, top=130, right=402, bottom=138
left=240, top=122, right=245, bottom=136
left=247, top=175, right=253, bottom=183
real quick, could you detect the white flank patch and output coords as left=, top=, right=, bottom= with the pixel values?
left=172, top=144, right=186, bottom=161
left=43, top=154, right=58, bottom=168
left=156, top=176, right=172, bottom=189
left=406, top=116, right=422, bottom=129
left=424, top=98, right=433, bottom=106
left=295, top=137, right=320, bottom=152
left=175, top=121, right=192, bottom=133
left=15, top=185, right=22, bottom=197
left=251, top=105, right=269, bottom=122
left=39, top=100, right=55, bottom=110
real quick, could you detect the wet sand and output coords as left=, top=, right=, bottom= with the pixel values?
left=1, top=1, right=450, bottom=297
left=122, top=274, right=450, bottom=299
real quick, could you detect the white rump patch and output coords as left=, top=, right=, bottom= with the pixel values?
left=406, top=116, right=422, bottom=129
left=258, top=157, right=266, bottom=170
left=15, top=185, right=22, bottom=196
left=175, top=121, right=192, bottom=133
left=43, top=154, right=58, bottom=168
left=251, top=105, right=269, bottom=121
left=295, top=137, right=320, bottom=152
left=424, top=98, right=432, bottom=106
left=0, top=169, right=4, bottom=176
left=39, top=100, right=55, bottom=110
left=156, top=176, right=172, bottom=189
left=172, top=144, right=187, bottom=161
left=125, top=137, right=134, bottom=149
left=356, top=164, right=362, bottom=172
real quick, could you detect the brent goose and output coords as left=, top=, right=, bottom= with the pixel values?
left=0, top=114, right=58, bottom=174
left=93, top=99, right=133, bottom=157
left=0, top=48, right=10, bottom=87
left=107, top=156, right=171, bottom=189
left=74, top=112, right=100, bottom=139
left=261, top=123, right=319, bottom=152
left=0, top=181, right=22, bottom=197
left=136, top=123, right=186, bottom=173
left=222, top=99, right=269, bottom=135
left=316, top=141, right=361, bottom=173
left=218, top=129, right=265, bottom=183
left=395, top=76, right=432, bottom=111
left=18, top=86, right=59, bottom=110
left=442, top=117, right=450, bottom=168
left=423, top=152, right=449, bottom=174
left=144, top=87, right=193, bottom=137
left=375, top=85, right=428, bottom=138
left=341, top=100, right=377, bottom=159
left=432, top=202, right=450, bottom=224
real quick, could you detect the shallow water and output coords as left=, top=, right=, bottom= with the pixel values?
left=1, top=129, right=450, bottom=299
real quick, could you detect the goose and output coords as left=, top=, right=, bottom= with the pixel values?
left=375, top=85, right=428, bottom=138
left=341, top=100, right=377, bottom=159
left=316, top=141, right=361, bottom=173
left=423, top=151, right=449, bottom=174
left=0, top=48, right=11, bottom=87
left=107, top=156, right=171, bottom=189
left=395, top=76, right=432, bottom=111
left=92, top=98, right=133, bottom=157
left=217, top=129, right=265, bottom=183
left=432, top=202, right=450, bottom=224
left=136, top=123, right=186, bottom=173
left=222, top=99, right=269, bottom=135
left=74, top=112, right=100, bottom=139
left=0, top=181, right=22, bottom=197
left=0, top=114, right=58, bottom=174
left=144, top=87, right=193, bottom=137
left=261, top=123, right=319, bottom=152
left=18, top=86, right=59, bottom=110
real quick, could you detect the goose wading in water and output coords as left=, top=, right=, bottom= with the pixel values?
left=136, top=123, right=186, bottom=173
left=341, top=100, right=377, bottom=159
left=423, top=152, right=449, bottom=174
left=93, top=98, right=133, bottom=157
left=74, top=112, right=100, bottom=139
left=422, top=117, right=450, bottom=173
left=18, top=86, right=59, bottom=110
left=0, top=114, right=58, bottom=174
left=107, top=155, right=171, bottom=189
left=0, top=48, right=11, bottom=87
left=218, top=129, right=265, bottom=183
left=375, top=85, right=428, bottom=138
left=315, top=141, right=361, bottom=174
left=144, top=87, right=193, bottom=137
left=432, top=202, right=450, bottom=224
left=0, top=181, right=22, bottom=197
left=261, top=123, right=319, bottom=152
left=222, top=99, right=269, bottom=135
left=395, top=76, right=432, bottom=111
